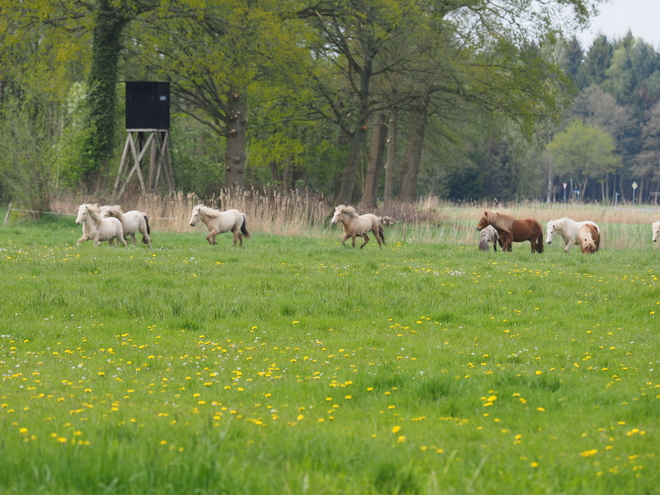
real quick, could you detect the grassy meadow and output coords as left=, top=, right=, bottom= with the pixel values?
left=1, top=204, right=660, bottom=494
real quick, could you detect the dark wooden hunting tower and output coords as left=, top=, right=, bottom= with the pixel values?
left=114, top=82, right=174, bottom=199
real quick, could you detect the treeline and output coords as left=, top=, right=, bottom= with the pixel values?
left=3, top=0, right=654, bottom=213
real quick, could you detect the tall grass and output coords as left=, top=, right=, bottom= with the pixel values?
left=20, top=190, right=660, bottom=249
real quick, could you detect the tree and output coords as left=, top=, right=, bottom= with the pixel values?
left=547, top=120, right=619, bottom=200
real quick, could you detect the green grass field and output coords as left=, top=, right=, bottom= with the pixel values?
left=1, top=214, right=659, bottom=494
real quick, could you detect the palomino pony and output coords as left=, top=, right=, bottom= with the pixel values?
left=546, top=217, right=600, bottom=253
left=578, top=223, right=600, bottom=253
left=652, top=222, right=660, bottom=243
left=478, top=225, right=500, bottom=252
left=476, top=210, right=543, bottom=253
left=189, top=204, right=250, bottom=246
left=100, top=205, right=152, bottom=248
left=75, top=204, right=127, bottom=247
left=331, top=205, right=384, bottom=249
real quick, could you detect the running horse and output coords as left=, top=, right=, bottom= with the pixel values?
left=476, top=210, right=544, bottom=253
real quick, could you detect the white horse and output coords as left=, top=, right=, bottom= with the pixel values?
left=100, top=205, right=152, bottom=248
left=189, top=204, right=250, bottom=246
left=653, top=222, right=660, bottom=243
left=75, top=204, right=127, bottom=247
left=331, top=205, right=384, bottom=249
left=546, top=217, right=600, bottom=253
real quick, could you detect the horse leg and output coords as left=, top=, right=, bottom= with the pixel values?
left=142, top=230, right=152, bottom=248
left=341, top=233, right=349, bottom=246
left=563, top=240, right=574, bottom=253
left=360, top=234, right=369, bottom=249
left=206, top=230, right=218, bottom=245
left=237, top=232, right=243, bottom=247
left=77, top=234, right=90, bottom=246
left=130, top=233, right=137, bottom=246
left=351, top=234, right=357, bottom=248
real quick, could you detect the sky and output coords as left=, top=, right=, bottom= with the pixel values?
left=576, top=0, right=660, bottom=49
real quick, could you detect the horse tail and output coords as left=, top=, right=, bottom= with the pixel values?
left=241, top=214, right=251, bottom=238
left=144, top=214, right=151, bottom=235
left=379, top=222, right=385, bottom=245
left=478, top=238, right=489, bottom=251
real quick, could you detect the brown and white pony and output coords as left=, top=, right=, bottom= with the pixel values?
left=476, top=210, right=543, bottom=253
left=578, top=223, right=600, bottom=253
left=331, top=205, right=385, bottom=249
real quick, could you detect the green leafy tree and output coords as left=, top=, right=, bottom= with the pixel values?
left=547, top=120, right=620, bottom=200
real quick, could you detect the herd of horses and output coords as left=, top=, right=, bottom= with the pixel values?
left=74, top=203, right=660, bottom=254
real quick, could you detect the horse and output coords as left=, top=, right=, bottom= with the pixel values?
left=100, top=205, right=152, bottom=248
left=475, top=210, right=543, bottom=253
left=331, top=205, right=385, bottom=249
left=653, top=222, right=660, bottom=243
left=75, top=203, right=127, bottom=247
left=546, top=217, right=600, bottom=253
left=189, top=204, right=250, bottom=246
left=478, top=225, right=500, bottom=252
left=578, top=223, right=600, bottom=253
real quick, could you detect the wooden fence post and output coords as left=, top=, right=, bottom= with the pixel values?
left=3, top=203, right=12, bottom=226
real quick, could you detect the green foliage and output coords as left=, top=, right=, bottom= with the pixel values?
left=548, top=120, right=620, bottom=197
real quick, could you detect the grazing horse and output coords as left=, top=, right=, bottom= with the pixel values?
left=478, top=225, right=500, bottom=252
left=331, top=205, right=385, bottom=249
left=189, top=204, right=250, bottom=246
left=475, top=210, right=543, bottom=253
left=653, top=222, right=660, bottom=243
left=578, top=223, right=600, bottom=253
left=546, top=217, right=600, bottom=253
left=100, top=205, right=152, bottom=248
left=75, top=204, right=127, bottom=247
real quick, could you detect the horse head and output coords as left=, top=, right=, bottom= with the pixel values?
left=331, top=205, right=346, bottom=225
left=475, top=211, right=490, bottom=231
left=76, top=204, right=100, bottom=225
left=190, top=204, right=203, bottom=227
left=653, top=221, right=660, bottom=242
left=546, top=221, right=557, bottom=244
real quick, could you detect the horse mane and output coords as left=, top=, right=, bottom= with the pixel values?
left=484, top=210, right=515, bottom=233
left=196, top=204, right=220, bottom=218
left=341, top=205, right=359, bottom=218
left=85, top=204, right=102, bottom=223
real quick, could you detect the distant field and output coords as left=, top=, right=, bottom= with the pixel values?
left=1, top=214, right=659, bottom=494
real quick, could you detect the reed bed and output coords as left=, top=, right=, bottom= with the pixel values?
left=44, top=190, right=660, bottom=250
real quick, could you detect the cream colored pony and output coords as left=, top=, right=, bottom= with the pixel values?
left=75, top=204, right=127, bottom=247
left=331, top=205, right=384, bottom=249
left=189, top=204, right=250, bottom=246
left=652, top=221, right=660, bottom=243
left=546, top=217, right=599, bottom=253
left=100, top=205, right=152, bottom=248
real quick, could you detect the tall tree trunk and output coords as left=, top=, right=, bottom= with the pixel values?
left=225, top=90, right=247, bottom=187
left=384, top=109, right=398, bottom=208
left=335, top=121, right=368, bottom=205
left=361, top=113, right=387, bottom=210
left=398, top=98, right=429, bottom=203
left=82, top=2, right=129, bottom=192
left=283, top=160, right=294, bottom=192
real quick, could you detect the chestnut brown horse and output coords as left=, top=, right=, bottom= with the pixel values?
left=476, top=210, right=543, bottom=253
